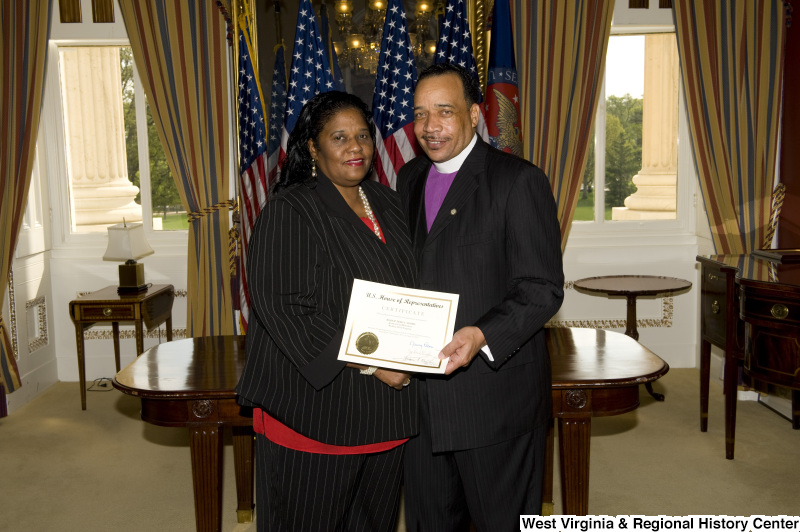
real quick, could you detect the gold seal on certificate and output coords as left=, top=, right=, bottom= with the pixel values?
left=338, top=279, right=459, bottom=374
left=355, top=332, right=379, bottom=354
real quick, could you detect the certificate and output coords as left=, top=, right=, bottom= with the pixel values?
left=338, top=279, right=459, bottom=374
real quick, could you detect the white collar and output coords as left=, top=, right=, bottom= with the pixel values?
left=432, top=134, right=478, bottom=174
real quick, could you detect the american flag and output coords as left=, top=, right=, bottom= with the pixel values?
left=319, top=4, right=345, bottom=91
left=279, top=0, right=338, bottom=169
left=372, top=0, right=421, bottom=189
left=236, top=14, right=269, bottom=327
left=266, top=44, right=287, bottom=185
left=435, top=0, right=489, bottom=141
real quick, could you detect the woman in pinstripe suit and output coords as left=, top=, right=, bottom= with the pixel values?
left=236, top=92, right=418, bottom=532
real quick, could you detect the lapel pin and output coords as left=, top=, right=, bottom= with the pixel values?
left=450, top=208, right=457, bottom=215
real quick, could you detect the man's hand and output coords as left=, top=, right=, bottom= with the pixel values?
left=374, top=369, right=412, bottom=390
left=439, top=326, right=486, bottom=375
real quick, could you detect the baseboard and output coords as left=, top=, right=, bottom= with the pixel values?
left=758, top=394, right=793, bottom=422
left=737, top=390, right=759, bottom=401
left=709, top=351, right=759, bottom=402
left=5, top=360, right=59, bottom=415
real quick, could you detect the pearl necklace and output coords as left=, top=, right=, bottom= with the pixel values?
left=358, top=186, right=382, bottom=239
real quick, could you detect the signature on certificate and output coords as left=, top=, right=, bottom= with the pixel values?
left=409, top=339, right=436, bottom=355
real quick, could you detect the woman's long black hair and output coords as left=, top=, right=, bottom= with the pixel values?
left=275, top=91, right=377, bottom=192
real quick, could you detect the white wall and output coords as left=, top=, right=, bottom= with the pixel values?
left=559, top=238, right=702, bottom=369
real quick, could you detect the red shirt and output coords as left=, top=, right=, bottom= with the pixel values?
left=253, top=408, right=407, bottom=455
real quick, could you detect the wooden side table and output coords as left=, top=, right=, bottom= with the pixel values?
left=696, top=255, right=746, bottom=459
left=69, top=284, right=174, bottom=410
left=113, top=336, right=253, bottom=531
left=573, top=275, right=691, bottom=400
left=545, top=327, right=669, bottom=515
left=697, top=253, right=800, bottom=460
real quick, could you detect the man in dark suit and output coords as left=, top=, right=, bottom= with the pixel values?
left=398, top=63, right=564, bottom=531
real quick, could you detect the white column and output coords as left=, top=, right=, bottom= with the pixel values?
left=612, top=34, right=679, bottom=221
left=61, top=47, right=142, bottom=229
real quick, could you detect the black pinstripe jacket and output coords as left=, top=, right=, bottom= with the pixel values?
left=398, top=137, right=564, bottom=452
left=236, top=174, right=419, bottom=446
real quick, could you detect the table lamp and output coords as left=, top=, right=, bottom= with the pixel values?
left=103, top=221, right=154, bottom=294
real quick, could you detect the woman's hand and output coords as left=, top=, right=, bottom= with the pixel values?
left=374, top=369, right=412, bottom=390
left=346, top=363, right=411, bottom=390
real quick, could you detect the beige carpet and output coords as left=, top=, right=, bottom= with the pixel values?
left=1, top=369, right=798, bottom=531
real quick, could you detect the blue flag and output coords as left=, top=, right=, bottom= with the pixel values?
left=485, top=0, right=522, bottom=156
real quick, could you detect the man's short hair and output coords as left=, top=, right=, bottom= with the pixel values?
left=417, top=63, right=481, bottom=108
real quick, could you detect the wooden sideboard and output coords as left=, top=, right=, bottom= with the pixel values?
left=697, top=254, right=800, bottom=460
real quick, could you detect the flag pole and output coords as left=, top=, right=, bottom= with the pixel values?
left=470, top=0, right=488, bottom=91
left=273, top=0, right=283, bottom=49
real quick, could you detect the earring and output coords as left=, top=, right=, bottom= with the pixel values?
left=311, top=159, right=317, bottom=178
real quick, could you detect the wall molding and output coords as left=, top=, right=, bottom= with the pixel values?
left=548, top=281, right=675, bottom=330
left=7, top=268, right=18, bottom=360
left=82, top=328, right=188, bottom=341
left=26, top=296, right=48, bottom=353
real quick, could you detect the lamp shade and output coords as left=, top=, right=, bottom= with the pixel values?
left=102, top=222, right=154, bottom=262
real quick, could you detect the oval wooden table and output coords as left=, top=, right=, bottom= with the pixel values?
left=546, top=327, right=669, bottom=515
left=573, top=275, right=690, bottom=401
left=113, top=336, right=252, bottom=532
left=114, top=330, right=669, bottom=526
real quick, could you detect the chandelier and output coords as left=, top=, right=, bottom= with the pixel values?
left=332, top=0, right=440, bottom=77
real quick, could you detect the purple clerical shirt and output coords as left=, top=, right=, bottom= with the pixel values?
left=424, top=166, right=458, bottom=233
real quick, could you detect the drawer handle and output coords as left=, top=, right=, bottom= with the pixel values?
left=708, top=273, right=719, bottom=281
left=771, top=304, right=789, bottom=320
left=103, top=307, right=112, bottom=317
left=711, top=300, right=720, bottom=314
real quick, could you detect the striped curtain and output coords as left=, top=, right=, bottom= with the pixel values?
left=673, top=1, right=786, bottom=254
left=119, top=1, right=235, bottom=337
left=0, top=0, right=52, bottom=394
left=513, top=0, right=615, bottom=249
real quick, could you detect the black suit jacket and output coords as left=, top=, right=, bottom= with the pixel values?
left=398, top=137, right=564, bottom=452
left=236, top=175, right=418, bottom=446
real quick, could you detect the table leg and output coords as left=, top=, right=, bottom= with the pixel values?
left=558, top=418, right=591, bottom=516
left=135, top=320, right=144, bottom=357
left=166, top=316, right=173, bottom=342
left=793, top=390, right=800, bottom=430
left=542, top=420, right=555, bottom=515
left=624, top=296, right=665, bottom=401
left=232, top=426, right=255, bottom=522
left=74, top=323, right=87, bottom=410
left=624, top=295, right=639, bottom=341
left=723, top=348, right=738, bottom=460
left=112, top=322, right=121, bottom=372
left=189, top=425, right=224, bottom=532
left=700, top=339, right=711, bottom=431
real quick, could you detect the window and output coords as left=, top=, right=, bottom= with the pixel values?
left=57, top=45, right=185, bottom=234
left=573, top=32, right=680, bottom=225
